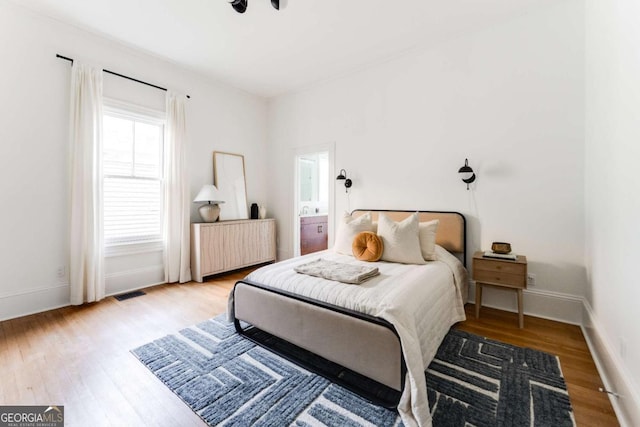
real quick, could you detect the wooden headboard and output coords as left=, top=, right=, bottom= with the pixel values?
left=351, top=209, right=467, bottom=265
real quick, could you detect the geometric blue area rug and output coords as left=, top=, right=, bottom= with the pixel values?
left=132, top=315, right=575, bottom=427
left=428, top=330, right=575, bottom=427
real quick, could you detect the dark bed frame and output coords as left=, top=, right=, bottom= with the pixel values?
left=231, top=209, right=467, bottom=408
left=233, top=279, right=406, bottom=407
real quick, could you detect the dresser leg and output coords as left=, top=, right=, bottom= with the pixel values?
left=475, top=284, right=483, bottom=319
left=517, top=289, right=524, bottom=328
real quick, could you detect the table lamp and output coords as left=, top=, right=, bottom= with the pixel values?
left=194, top=184, right=225, bottom=222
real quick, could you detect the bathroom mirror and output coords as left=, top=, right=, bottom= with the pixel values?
left=213, top=151, right=248, bottom=220
left=299, top=157, right=316, bottom=202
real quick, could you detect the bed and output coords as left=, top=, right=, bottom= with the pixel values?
left=229, top=210, right=468, bottom=426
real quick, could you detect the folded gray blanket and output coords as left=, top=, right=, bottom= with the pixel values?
left=293, top=258, right=379, bottom=284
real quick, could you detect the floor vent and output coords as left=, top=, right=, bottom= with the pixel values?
left=114, top=290, right=146, bottom=301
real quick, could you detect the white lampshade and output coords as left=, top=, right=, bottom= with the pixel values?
left=193, top=184, right=224, bottom=204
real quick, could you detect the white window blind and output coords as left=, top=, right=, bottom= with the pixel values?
left=103, top=105, right=164, bottom=246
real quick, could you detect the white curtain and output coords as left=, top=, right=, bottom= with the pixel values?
left=163, top=91, right=191, bottom=283
left=69, top=63, right=105, bottom=305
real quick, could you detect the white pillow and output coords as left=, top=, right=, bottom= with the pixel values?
left=333, top=212, right=375, bottom=255
left=418, top=219, right=440, bottom=261
left=377, top=212, right=426, bottom=264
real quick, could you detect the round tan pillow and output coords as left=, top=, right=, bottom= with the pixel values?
left=352, top=231, right=384, bottom=262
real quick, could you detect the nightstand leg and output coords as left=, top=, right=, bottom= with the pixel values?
left=517, top=289, right=524, bottom=328
left=475, top=284, right=483, bottom=319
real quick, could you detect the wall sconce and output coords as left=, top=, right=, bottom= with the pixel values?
left=458, top=159, right=476, bottom=190
left=336, top=169, right=352, bottom=193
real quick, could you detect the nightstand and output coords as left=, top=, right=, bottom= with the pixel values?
left=472, top=251, right=528, bottom=328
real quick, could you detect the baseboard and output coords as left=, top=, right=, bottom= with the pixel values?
left=468, top=282, right=583, bottom=325
left=0, top=265, right=166, bottom=322
left=105, top=264, right=165, bottom=296
left=581, top=299, right=640, bottom=427
left=0, top=283, right=70, bottom=322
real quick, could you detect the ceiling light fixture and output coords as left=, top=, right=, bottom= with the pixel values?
left=228, top=0, right=247, bottom=13
left=271, top=0, right=287, bottom=10
left=227, top=0, right=287, bottom=13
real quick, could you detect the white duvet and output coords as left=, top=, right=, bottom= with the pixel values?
left=229, top=245, right=467, bottom=427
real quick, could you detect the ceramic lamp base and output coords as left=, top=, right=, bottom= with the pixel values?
left=199, top=204, right=221, bottom=222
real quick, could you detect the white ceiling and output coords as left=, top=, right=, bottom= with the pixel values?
left=12, top=0, right=557, bottom=98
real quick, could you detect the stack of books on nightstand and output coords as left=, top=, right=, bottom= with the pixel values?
left=483, top=250, right=517, bottom=261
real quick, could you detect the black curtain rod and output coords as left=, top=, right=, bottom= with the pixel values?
left=56, top=54, right=190, bottom=99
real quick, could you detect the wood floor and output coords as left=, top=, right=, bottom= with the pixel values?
left=1, top=269, right=618, bottom=426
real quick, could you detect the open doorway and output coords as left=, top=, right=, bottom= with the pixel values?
left=293, top=146, right=333, bottom=257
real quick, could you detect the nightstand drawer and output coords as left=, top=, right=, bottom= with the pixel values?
left=473, top=270, right=526, bottom=288
left=474, top=258, right=526, bottom=275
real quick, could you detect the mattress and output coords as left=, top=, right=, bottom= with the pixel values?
left=228, top=245, right=467, bottom=426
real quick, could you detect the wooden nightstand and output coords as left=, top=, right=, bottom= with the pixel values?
left=472, top=251, right=528, bottom=328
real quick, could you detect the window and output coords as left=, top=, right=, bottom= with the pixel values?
left=102, top=103, right=164, bottom=247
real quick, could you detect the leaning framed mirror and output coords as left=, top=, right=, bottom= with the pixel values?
left=213, top=151, right=248, bottom=220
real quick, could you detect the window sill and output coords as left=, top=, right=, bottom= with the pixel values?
left=105, top=240, right=164, bottom=257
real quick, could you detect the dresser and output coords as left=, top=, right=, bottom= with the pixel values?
left=300, top=215, right=328, bottom=255
left=472, top=251, right=528, bottom=328
left=191, top=219, right=276, bottom=282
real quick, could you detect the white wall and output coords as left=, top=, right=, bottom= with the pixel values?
left=0, top=0, right=268, bottom=320
left=267, top=1, right=585, bottom=321
left=584, top=0, right=640, bottom=425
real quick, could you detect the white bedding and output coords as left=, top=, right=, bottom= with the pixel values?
left=228, top=245, right=467, bottom=427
